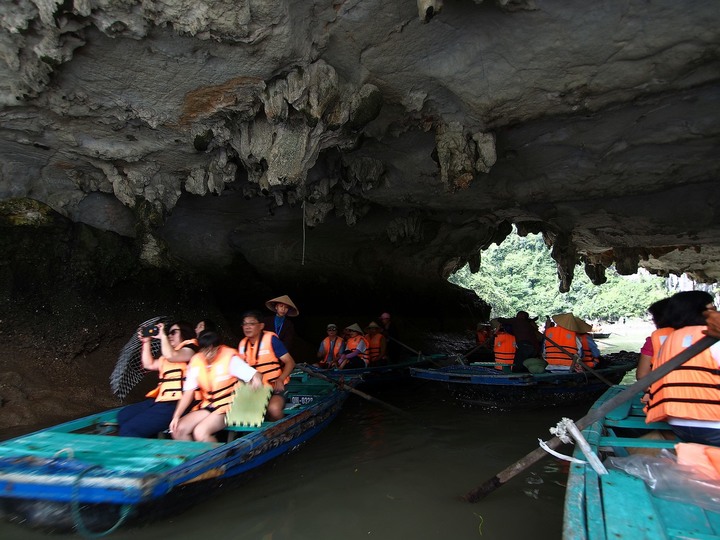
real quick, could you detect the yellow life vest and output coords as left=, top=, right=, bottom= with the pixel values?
left=145, top=338, right=198, bottom=402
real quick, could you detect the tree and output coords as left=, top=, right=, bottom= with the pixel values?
left=449, top=229, right=671, bottom=321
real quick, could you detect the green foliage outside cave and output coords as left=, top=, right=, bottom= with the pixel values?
left=449, top=230, right=673, bottom=322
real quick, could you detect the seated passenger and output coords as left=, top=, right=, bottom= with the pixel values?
left=194, top=318, right=218, bottom=337
left=169, top=331, right=262, bottom=442
left=646, top=291, right=720, bottom=446
left=543, top=319, right=582, bottom=371
left=577, top=332, right=601, bottom=368
left=238, top=310, right=297, bottom=421
left=338, top=323, right=368, bottom=369
left=316, top=323, right=345, bottom=368
left=492, top=322, right=516, bottom=371
left=365, top=321, right=388, bottom=365
left=118, top=321, right=198, bottom=438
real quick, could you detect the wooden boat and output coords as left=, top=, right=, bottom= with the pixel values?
left=309, top=353, right=454, bottom=386
left=589, top=332, right=611, bottom=339
left=563, top=385, right=720, bottom=539
left=408, top=360, right=636, bottom=408
left=0, top=370, right=353, bottom=534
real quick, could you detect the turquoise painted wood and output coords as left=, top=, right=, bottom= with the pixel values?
left=0, top=369, right=354, bottom=534
left=563, top=385, right=720, bottom=540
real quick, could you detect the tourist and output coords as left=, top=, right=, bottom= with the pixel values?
left=194, top=318, right=218, bottom=337
left=338, top=323, right=368, bottom=369
left=264, top=294, right=299, bottom=350
left=365, top=321, right=388, bottom=365
left=169, top=330, right=262, bottom=442
left=704, top=307, right=720, bottom=338
left=491, top=319, right=516, bottom=372
left=636, top=298, right=672, bottom=380
left=117, top=321, right=199, bottom=438
left=316, top=323, right=345, bottom=368
left=645, top=291, right=720, bottom=446
left=543, top=314, right=583, bottom=371
left=378, top=312, right=402, bottom=361
left=238, top=309, right=296, bottom=421
left=577, top=331, right=601, bottom=368
left=476, top=323, right=493, bottom=349
left=498, top=311, right=542, bottom=372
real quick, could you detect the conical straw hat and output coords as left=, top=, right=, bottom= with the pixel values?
left=265, top=295, right=299, bottom=317
left=551, top=313, right=585, bottom=333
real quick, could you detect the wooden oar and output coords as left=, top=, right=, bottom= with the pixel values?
left=463, top=335, right=718, bottom=503
left=574, top=358, right=617, bottom=387
left=388, top=336, right=465, bottom=366
left=295, top=364, right=414, bottom=420
left=388, top=336, right=422, bottom=357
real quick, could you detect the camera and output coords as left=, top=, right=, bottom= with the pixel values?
left=142, top=325, right=160, bottom=337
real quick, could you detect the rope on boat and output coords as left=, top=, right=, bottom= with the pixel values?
left=71, top=464, right=133, bottom=538
left=54, top=447, right=75, bottom=459
left=537, top=439, right=587, bottom=464
left=540, top=417, right=608, bottom=476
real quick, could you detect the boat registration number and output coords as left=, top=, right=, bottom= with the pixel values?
left=290, top=395, right=315, bottom=405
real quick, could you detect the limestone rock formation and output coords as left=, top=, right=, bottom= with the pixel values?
left=2, top=0, right=719, bottom=303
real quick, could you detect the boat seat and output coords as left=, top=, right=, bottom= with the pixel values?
left=599, top=436, right=678, bottom=449
left=605, top=416, right=669, bottom=430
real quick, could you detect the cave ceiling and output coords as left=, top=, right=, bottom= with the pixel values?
left=1, top=0, right=720, bottom=297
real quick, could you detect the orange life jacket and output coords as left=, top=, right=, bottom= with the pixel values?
left=578, top=334, right=597, bottom=368
left=476, top=327, right=492, bottom=348
left=319, top=337, right=344, bottom=367
left=239, top=331, right=289, bottom=385
left=646, top=326, right=720, bottom=423
left=190, top=344, right=240, bottom=414
left=345, top=334, right=369, bottom=366
left=365, top=333, right=385, bottom=363
left=145, top=338, right=198, bottom=402
left=650, top=327, right=674, bottom=368
left=493, top=331, right=516, bottom=369
left=544, top=327, right=579, bottom=367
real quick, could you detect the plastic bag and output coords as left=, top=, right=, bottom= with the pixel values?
left=607, top=450, right=720, bottom=513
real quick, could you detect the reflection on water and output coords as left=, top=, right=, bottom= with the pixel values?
left=0, top=379, right=590, bottom=540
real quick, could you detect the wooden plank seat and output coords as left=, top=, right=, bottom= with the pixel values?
left=605, top=416, right=670, bottom=430
left=599, top=436, right=678, bottom=450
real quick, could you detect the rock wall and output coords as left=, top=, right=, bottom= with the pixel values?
left=1, top=1, right=719, bottom=311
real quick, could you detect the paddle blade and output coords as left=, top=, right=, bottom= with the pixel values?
left=226, top=385, right=273, bottom=428
left=109, top=316, right=166, bottom=399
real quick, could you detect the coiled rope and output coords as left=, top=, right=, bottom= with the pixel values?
left=71, top=465, right=133, bottom=538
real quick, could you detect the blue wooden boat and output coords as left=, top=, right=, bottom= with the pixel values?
left=409, top=360, right=636, bottom=408
left=309, top=353, right=453, bottom=386
left=563, top=385, right=720, bottom=539
left=0, top=370, right=352, bottom=534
